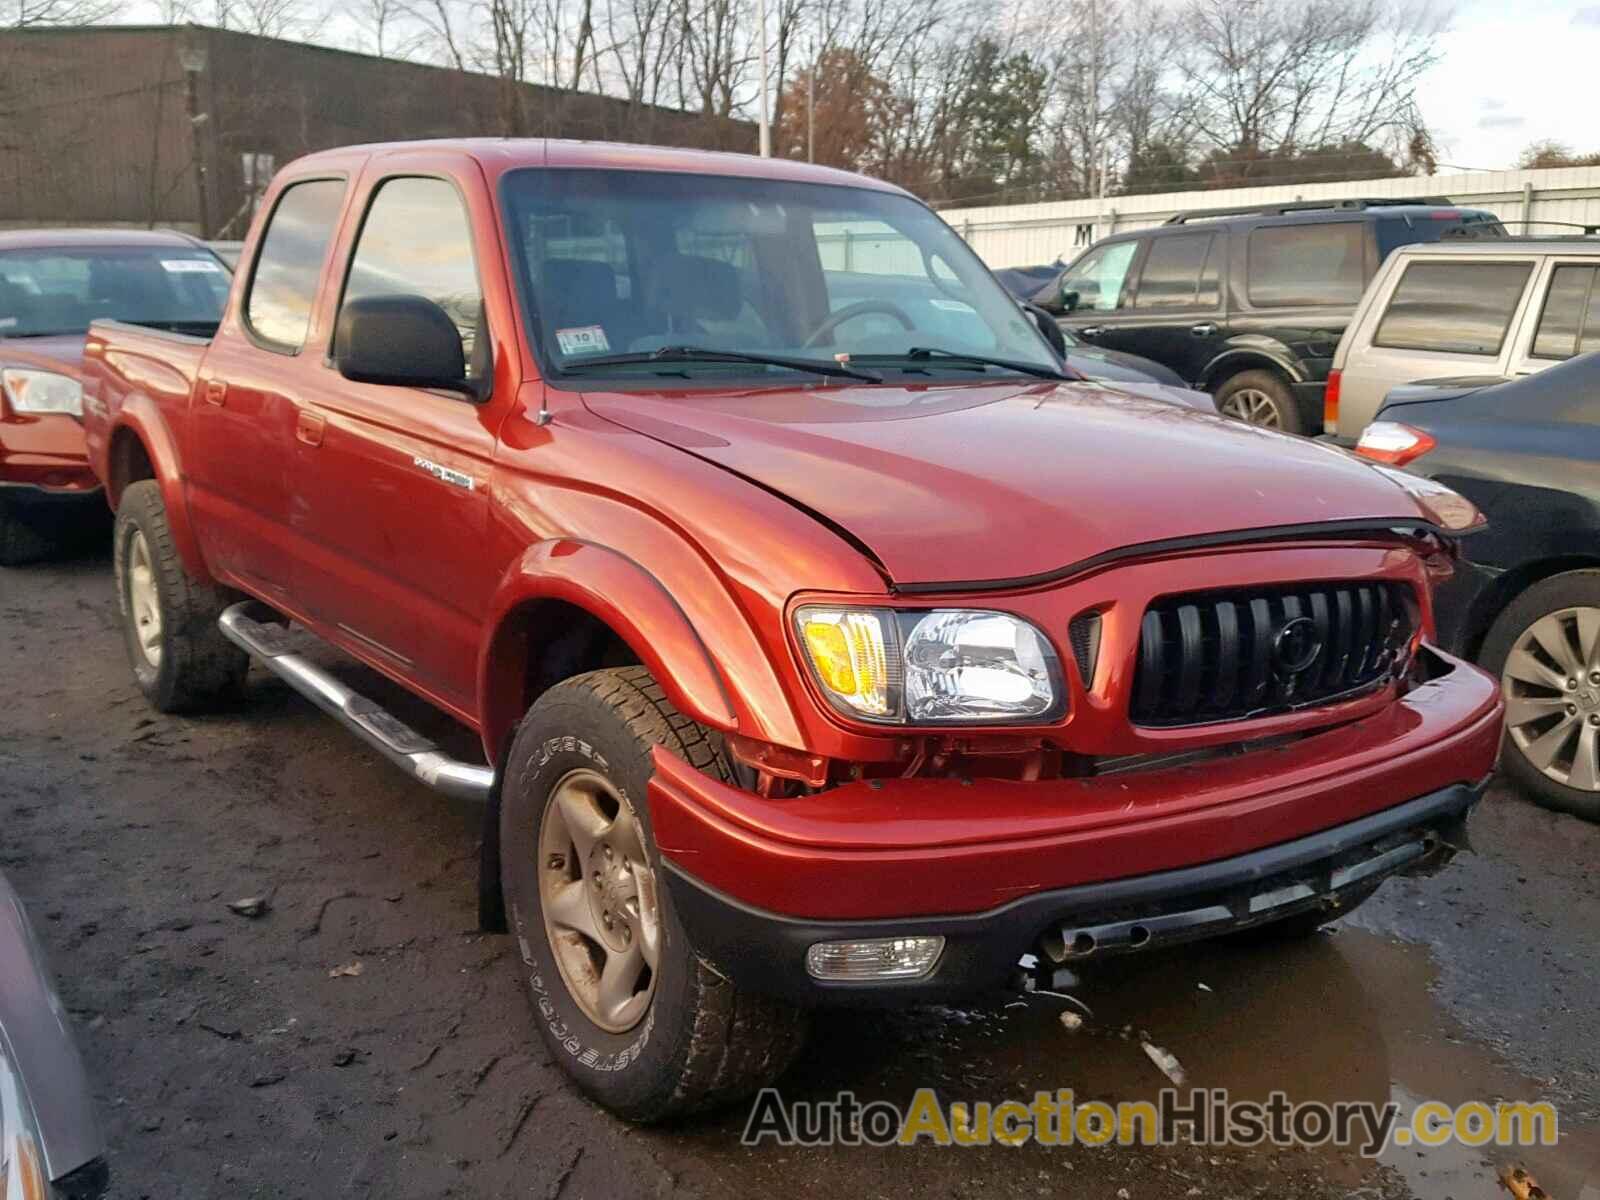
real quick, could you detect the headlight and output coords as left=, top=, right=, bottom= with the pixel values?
left=1, top=369, right=83, bottom=417
left=796, top=606, right=1063, bottom=724
left=1367, top=462, right=1486, bottom=533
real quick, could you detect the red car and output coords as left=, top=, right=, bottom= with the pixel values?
left=82, top=141, right=1502, bottom=1121
left=0, top=230, right=229, bottom=564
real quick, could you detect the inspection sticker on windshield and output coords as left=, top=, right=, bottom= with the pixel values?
left=556, top=325, right=610, bottom=355
left=0, top=317, right=16, bottom=329
left=929, top=298, right=976, bottom=314
left=161, top=258, right=223, bottom=274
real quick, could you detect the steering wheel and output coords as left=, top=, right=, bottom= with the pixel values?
left=802, top=300, right=915, bottom=349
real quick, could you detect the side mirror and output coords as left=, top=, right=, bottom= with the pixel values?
left=1023, top=302, right=1067, bottom=359
left=335, top=295, right=475, bottom=396
left=1060, top=287, right=1081, bottom=314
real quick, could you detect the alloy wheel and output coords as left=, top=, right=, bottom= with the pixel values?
left=1503, top=605, right=1600, bottom=791
left=537, top=767, right=661, bottom=1033
left=1219, top=387, right=1283, bottom=428
left=127, top=530, right=163, bottom=669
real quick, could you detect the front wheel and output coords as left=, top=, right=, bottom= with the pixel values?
left=500, top=667, right=807, bottom=1121
left=1214, top=369, right=1306, bottom=435
left=1480, top=570, right=1600, bottom=822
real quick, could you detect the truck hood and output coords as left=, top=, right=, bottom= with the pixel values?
left=0, top=334, right=86, bottom=376
left=583, top=380, right=1433, bottom=587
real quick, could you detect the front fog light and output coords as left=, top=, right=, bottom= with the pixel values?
left=806, top=936, right=945, bottom=981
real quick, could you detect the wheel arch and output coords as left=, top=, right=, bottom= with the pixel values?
left=1463, top=555, right=1600, bottom=663
left=1200, top=347, right=1304, bottom=393
left=105, top=400, right=214, bottom=585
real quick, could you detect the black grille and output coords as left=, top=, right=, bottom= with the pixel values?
left=1130, top=581, right=1417, bottom=727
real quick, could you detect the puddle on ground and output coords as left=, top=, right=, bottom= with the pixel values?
left=657, top=930, right=1599, bottom=1199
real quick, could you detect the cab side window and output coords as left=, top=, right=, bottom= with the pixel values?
left=245, top=179, right=346, bottom=351
left=342, top=177, right=486, bottom=378
left=1532, top=265, right=1600, bottom=360
left=1060, top=241, right=1137, bottom=312
left=1374, top=261, right=1533, bottom=355
left=1133, top=234, right=1214, bottom=310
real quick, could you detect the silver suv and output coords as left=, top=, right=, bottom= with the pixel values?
left=1329, top=238, right=1600, bottom=440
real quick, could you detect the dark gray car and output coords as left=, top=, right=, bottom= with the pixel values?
left=1, top=869, right=107, bottom=1198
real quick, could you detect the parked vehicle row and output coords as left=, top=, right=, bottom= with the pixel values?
left=60, top=140, right=1503, bottom=1123
left=1021, top=197, right=1504, bottom=434
left=0, top=230, right=229, bottom=564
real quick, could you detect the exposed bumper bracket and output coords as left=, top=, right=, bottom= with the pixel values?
left=218, top=603, right=494, bottom=803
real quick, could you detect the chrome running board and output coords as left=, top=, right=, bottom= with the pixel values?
left=218, top=602, right=494, bottom=803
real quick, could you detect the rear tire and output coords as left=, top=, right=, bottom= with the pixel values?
left=500, top=666, right=807, bottom=1121
left=0, top=497, right=57, bottom=566
left=113, top=480, right=248, bottom=713
left=1215, top=369, right=1306, bottom=435
left=1480, top=570, right=1600, bottom=822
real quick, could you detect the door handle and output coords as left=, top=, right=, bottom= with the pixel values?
left=1190, top=323, right=1219, bottom=337
left=1079, top=326, right=1103, bottom=338
left=203, top=380, right=227, bottom=406
left=295, top=409, right=326, bottom=447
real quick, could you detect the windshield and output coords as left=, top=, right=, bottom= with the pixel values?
left=500, top=168, right=1059, bottom=382
left=0, top=245, right=230, bottom=338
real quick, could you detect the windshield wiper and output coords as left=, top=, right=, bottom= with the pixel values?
left=865, top=347, right=1072, bottom=381
left=559, top=345, right=881, bottom=384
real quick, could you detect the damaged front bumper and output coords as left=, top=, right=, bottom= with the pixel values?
left=650, top=645, right=1502, bottom=1004
left=662, top=779, right=1483, bottom=1004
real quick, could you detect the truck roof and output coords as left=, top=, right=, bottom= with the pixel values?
left=287, top=138, right=909, bottom=195
left=0, top=228, right=206, bottom=251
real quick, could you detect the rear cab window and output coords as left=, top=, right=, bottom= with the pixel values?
left=1373, top=260, right=1534, bottom=355
left=1246, top=222, right=1365, bottom=307
left=244, top=178, right=347, bottom=352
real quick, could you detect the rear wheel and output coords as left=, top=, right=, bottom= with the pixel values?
left=114, top=480, right=248, bottom=712
left=1215, top=369, right=1306, bottom=435
left=500, top=667, right=807, bottom=1121
left=1481, top=570, right=1600, bottom=822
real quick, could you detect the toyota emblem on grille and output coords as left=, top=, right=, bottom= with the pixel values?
left=1272, top=616, right=1322, bottom=674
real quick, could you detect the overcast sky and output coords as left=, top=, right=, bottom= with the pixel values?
left=1418, top=0, right=1600, bottom=169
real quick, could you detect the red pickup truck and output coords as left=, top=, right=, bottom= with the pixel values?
left=83, top=140, right=1503, bottom=1121
left=0, top=229, right=228, bottom=563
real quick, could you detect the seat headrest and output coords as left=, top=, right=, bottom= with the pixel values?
left=644, top=253, right=741, bottom=322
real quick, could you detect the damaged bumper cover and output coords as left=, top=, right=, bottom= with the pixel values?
left=650, top=645, right=1502, bottom=1003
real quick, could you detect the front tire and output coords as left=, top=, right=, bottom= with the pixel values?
left=1481, top=570, right=1600, bottom=822
left=113, top=480, right=248, bottom=713
left=500, top=667, right=806, bottom=1121
left=1215, top=369, right=1306, bottom=435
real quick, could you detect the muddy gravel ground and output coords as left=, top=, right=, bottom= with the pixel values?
left=3, top=549, right=1599, bottom=1200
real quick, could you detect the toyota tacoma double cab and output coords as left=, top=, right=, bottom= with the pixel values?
left=83, top=140, right=1503, bottom=1121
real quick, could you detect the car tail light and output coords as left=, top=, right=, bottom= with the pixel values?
left=1323, top=369, right=1342, bottom=434
left=1355, top=420, right=1436, bottom=466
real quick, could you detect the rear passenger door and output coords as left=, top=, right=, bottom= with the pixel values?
left=1098, top=230, right=1227, bottom=383
left=1337, top=257, right=1537, bottom=436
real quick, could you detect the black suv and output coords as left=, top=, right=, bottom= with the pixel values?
left=1030, top=198, right=1503, bottom=434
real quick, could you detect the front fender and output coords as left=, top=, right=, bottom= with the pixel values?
left=109, top=397, right=213, bottom=585
left=478, top=538, right=798, bottom=761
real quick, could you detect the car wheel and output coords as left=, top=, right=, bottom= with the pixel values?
left=114, top=480, right=249, bottom=713
left=1481, top=570, right=1600, bottom=822
left=1214, top=370, right=1306, bottom=435
left=0, top=497, right=57, bottom=566
left=500, top=666, right=807, bottom=1121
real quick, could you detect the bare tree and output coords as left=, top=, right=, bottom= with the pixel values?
left=7, top=0, right=122, bottom=25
